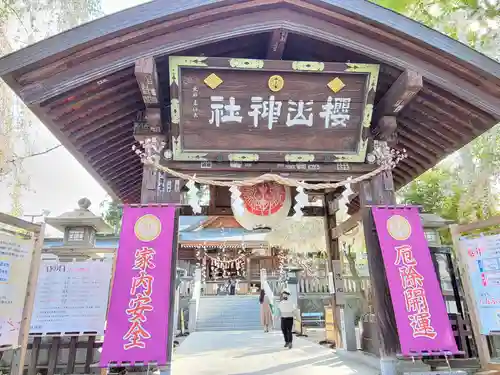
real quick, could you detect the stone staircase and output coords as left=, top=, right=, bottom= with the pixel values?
left=195, top=295, right=262, bottom=331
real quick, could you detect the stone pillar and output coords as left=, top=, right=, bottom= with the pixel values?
left=342, top=295, right=359, bottom=351
left=285, top=268, right=300, bottom=307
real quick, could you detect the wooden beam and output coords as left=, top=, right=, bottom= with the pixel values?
left=80, top=126, right=132, bottom=154
left=266, top=29, right=288, bottom=59
left=331, top=210, right=362, bottom=239
left=372, top=70, right=422, bottom=140
left=96, top=154, right=138, bottom=176
left=0, top=212, right=41, bottom=232
left=69, top=104, right=140, bottom=141
left=164, top=160, right=377, bottom=175
left=52, top=81, right=137, bottom=122
left=61, top=93, right=140, bottom=132
left=77, top=113, right=135, bottom=145
left=88, top=138, right=133, bottom=163
left=135, top=57, right=159, bottom=106
left=156, top=169, right=369, bottom=182
left=44, top=68, right=134, bottom=113
left=375, top=70, right=423, bottom=119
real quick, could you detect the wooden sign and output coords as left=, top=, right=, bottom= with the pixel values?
left=169, top=57, right=379, bottom=163
left=156, top=171, right=183, bottom=204
left=133, top=108, right=163, bottom=142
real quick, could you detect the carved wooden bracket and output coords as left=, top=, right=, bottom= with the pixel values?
left=372, top=70, right=423, bottom=140
left=266, top=29, right=289, bottom=59
left=133, top=108, right=164, bottom=142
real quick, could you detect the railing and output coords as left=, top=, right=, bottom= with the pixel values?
left=297, top=275, right=371, bottom=296
left=0, top=335, right=101, bottom=374
left=178, top=277, right=194, bottom=298
left=188, top=269, right=201, bottom=332
left=251, top=268, right=279, bottom=280
left=298, top=276, right=330, bottom=294
left=343, top=276, right=371, bottom=295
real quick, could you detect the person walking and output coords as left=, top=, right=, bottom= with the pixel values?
left=259, top=289, right=273, bottom=332
left=229, top=276, right=236, bottom=295
left=277, top=289, right=296, bottom=349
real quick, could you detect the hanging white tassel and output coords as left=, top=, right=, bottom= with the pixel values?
left=293, top=185, right=308, bottom=220
left=186, top=178, right=202, bottom=214
left=230, top=185, right=245, bottom=215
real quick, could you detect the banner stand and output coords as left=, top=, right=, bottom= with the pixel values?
left=99, top=205, right=179, bottom=375
left=0, top=212, right=45, bottom=375
left=371, top=207, right=459, bottom=360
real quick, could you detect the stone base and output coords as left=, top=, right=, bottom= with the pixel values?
left=396, top=358, right=432, bottom=374
left=380, top=356, right=398, bottom=375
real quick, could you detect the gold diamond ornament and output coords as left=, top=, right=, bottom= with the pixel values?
left=204, top=73, right=223, bottom=89
left=327, top=77, right=345, bottom=93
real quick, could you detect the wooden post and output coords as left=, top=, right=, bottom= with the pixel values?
left=46, top=336, right=61, bottom=375
left=359, top=174, right=400, bottom=364
left=10, top=222, right=45, bottom=375
left=323, top=190, right=344, bottom=348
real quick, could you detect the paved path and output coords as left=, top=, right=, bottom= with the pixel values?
left=173, top=330, right=377, bottom=375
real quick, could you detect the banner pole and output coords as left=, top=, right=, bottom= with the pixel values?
left=10, top=223, right=45, bottom=375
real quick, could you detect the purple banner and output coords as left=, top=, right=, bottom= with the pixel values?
left=100, top=206, right=177, bottom=366
left=372, top=206, right=458, bottom=355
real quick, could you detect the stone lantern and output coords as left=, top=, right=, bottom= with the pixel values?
left=44, top=198, right=113, bottom=259
left=420, top=213, right=453, bottom=246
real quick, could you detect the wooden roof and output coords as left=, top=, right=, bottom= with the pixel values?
left=0, top=0, right=499, bottom=202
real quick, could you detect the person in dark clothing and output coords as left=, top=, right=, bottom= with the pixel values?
left=229, top=276, right=236, bottom=295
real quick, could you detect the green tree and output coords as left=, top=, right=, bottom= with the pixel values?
left=398, top=166, right=465, bottom=222
left=100, top=198, right=123, bottom=234
left=372, top=0, right=500, bottom=59
left=375, top=0, right=500, bottom=227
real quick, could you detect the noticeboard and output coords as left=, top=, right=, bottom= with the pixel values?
left=30, top=259, right=113, bottom=335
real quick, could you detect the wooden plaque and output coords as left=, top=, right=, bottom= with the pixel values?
left=169, top=57, right=379, bottom=163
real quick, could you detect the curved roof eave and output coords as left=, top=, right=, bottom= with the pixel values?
left=0, top=0, right=499, bottom=81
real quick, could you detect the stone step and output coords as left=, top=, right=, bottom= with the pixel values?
left=196, top=327, right=262, bottom=331
left=198, top=309, right=260, bottom=315
left=197, top=318, right=261, bottom=324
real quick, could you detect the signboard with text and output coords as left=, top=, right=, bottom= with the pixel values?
left=0, top=234, right=33, bottom=347
left=169, top=57, right=379, bottom=164
left=458, top=234, right=500, bottom=335
left=30, top=259, right=113, bottom=335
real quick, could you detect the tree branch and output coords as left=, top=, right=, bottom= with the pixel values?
left=0, top=0, right=31, bottom=36
left=7, top=144, right=62, bottom=163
